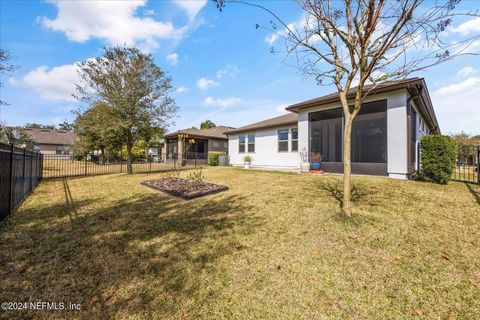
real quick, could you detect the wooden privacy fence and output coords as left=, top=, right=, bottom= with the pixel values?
left=0, top=142, right=43, bottom=224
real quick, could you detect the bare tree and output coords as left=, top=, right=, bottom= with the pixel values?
left=215, top=0, right=480, bottom=215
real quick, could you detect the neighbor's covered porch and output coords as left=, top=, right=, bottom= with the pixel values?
left=165, top=135, right=209, bottom=164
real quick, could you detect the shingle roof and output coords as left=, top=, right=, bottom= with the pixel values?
left=22, top=128, right=78, bottom=145
left=287, top=77, right=423, bottom=111
left=225, top=113, right=298, bottom=134
left=164, top=125, right=234, bottom=140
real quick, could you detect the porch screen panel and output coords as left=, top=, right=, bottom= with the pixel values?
left=309, top=108, right=342, bottom=162
left=351, top=100, right=387, bottom=163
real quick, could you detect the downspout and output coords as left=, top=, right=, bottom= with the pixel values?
left=407, top=88, right=421, bottom=176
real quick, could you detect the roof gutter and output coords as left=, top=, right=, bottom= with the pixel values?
left=408, top=83, right=440, bottom=134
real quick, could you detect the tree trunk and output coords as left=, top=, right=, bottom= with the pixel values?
left=100, top=146, right=105, bottom=164
left=126, top=144, right=133, bottom=174
left=342, top=114, right=353, bottom=216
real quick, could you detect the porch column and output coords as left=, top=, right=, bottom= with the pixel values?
left=177, top=137, right=184, bottom=164
left=387, top=91, right=409, bottom=179
left=298, top=110, right=309, bottom=163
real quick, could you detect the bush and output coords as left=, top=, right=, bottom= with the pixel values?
left=419, top=135, right=457, bottom=184
left=208, top=152, right=223, bottom=166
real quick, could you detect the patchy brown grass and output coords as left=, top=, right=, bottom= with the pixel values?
left=0, top=167, right=479, bottom=319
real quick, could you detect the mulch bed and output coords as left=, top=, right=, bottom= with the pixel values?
left=141, top=177, right=228, bottom=199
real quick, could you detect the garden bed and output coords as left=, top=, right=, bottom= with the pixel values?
left=141, top=177, right=228, bottom=199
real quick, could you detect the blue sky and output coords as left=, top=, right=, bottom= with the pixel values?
left=0, top=0, right=479, bottom=134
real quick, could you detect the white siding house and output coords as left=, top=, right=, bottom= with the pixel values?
left=226, top=78, right=439, bottom=180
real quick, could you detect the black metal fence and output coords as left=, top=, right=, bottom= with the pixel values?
left=0, top=142, right=43, bottom=224
left=452, top=145, right=479, bottom=184
left=42, top=152, right=204, bottom=179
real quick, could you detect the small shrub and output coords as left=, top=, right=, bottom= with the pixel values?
left=243, top=155, right=252, bottom=163
left=187, top=168, right=203, bottom=183
left=208, top=152, right=223, bottom=166
left=419, top=135, right=457, bottom=184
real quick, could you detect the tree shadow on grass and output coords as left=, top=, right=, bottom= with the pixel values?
left=0, top=179, right=262, bottom=319
left=317, top=180, right=370, bottom=209
left=316, top=180, right=379, bottom=226
left=465, top=183, right=480, bottom=205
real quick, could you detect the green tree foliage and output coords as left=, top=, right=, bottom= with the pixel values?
left=200, top=120, right=216, bottom=130
left=75, top=47, right=177, bottom=173
left=0, top=125, right=36, bottom=149
left=58, top=120, right=74, bottom=131
left=419, top=135, right=457, bottom=184
left=24, top=123, right=56, bottom=130
left=73, top=102, right=123, bottom=161
left=450, top=132, right=479, bottom=164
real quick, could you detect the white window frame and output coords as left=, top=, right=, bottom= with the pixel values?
left=278, top=129, right=289, bottom=152
left=291, top=128, right=298, bottom=152
left=247, top=133, right=255, bottom=153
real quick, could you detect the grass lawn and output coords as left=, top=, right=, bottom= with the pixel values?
left=1, top=167, right=479, bottom=319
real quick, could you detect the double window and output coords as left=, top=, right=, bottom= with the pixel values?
left=278, top=128, right=298, bottom=152
left=248, top=134, right=255, bottom=152
left=239, top=135, right=245, bottom=153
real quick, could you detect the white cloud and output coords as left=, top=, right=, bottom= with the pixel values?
left=166, top=53, right=179, bottom=65
left=176, top=86, right=188, bottom=93
left=203, top=96, right=241, bottom=107
left=23, top=63, right=80, bottom=101
left=265, top=33, right=279, bottom=45
left=174, top=0, right=207, bottom=21
left=196, top=77, right=219, bottom=90
left=457, top=66, right=477, bottom=78
left=432, top=77, right=480, bottom=134
left=7, top=77, right=18, bottom=86
left=41, top=0, right=187, bottom=51
left=433, top=76, right=480, bottom=96
left=449, top=17, right=480, bottom=36
left=216, top=64, right=241, bottom=79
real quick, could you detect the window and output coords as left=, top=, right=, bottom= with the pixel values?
left=213, top=140, right=220, bottom=147
left=291, top=128, right=298, bottom=152
left=278, top=129, right=289, bottom=152
left=248, top=133, right=255, bottom=152
left=56, top=146, right=70, bottom=155
left=239, top=135, right=245, bottom=153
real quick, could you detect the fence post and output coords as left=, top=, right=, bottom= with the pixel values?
left=120, top=159, right=123, bottom=173
left=8, top=144, right=15, bottom=215
left=30, top=151, right=34, bottom=191
left=84, top=153, right=88, bottom=176
left=477, top=146, right=480, bottom=185
left=23, top=148, right=27, bottom=195
left=149, top=156, right=152, bottom=172
left=40, top=153, right=44, bottom=180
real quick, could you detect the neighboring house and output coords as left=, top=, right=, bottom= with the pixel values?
left=22, top=128, right=78, bottom=155
left=162, top=126, right=233, bottom=164
left=226, top=78, right=438, bottom=179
